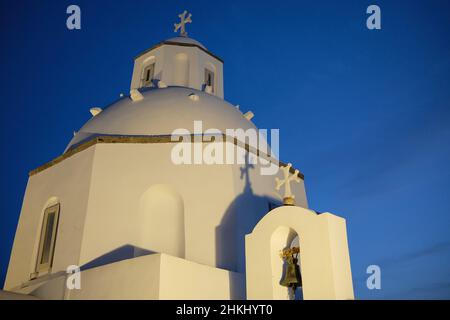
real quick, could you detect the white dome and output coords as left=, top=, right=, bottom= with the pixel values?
left=67, top=87, right=258, bottom=151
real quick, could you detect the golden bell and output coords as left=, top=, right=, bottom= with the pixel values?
left=280, top=256, right=302, bottom=288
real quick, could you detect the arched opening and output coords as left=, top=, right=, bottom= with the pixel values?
left=204, top=62, right=216, bottom=94
left=245, top=206, right=354, bottom=300
left=141, top=56, right=156, bottom=87
left=173, top=53, right=189, bottom=86
left=270, top=226, right=303, bottom=300
left=138, top=185, right=185, bottom=258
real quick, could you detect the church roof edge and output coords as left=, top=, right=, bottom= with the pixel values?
left=29, top=134, right=304, bottom=180
left=134, top=40, right=224, bottom=63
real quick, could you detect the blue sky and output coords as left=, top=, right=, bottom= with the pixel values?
left=0, top=0, right=449, bottom=299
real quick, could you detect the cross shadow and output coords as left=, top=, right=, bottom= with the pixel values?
left=215, top=152, right=281, bottom=298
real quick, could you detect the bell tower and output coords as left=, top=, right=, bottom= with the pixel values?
left=245, top=166, right=354, bottom=300
left=130, top=11, right=224, bottom=99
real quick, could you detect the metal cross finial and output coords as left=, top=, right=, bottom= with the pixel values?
left=174, top=10, right=192, bottom=37
left=275, top=163, right=301, bottom=205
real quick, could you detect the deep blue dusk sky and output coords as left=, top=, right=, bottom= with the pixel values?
left=1, top=0, right=449, bottom=299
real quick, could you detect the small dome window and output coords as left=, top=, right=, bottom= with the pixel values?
left=204, top=68, right=215, bottom=94
left=141, top=63, right=155, bottom=87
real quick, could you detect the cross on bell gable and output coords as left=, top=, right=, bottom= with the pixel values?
left=275, top=163, right=301, bottom=205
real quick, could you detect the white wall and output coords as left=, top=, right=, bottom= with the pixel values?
left=6, top=141, right=308, bottom=293
left=4, top=148, right=96, bottom=290
left=139, top=184, right=185, bottom=258
left=130, top=44, right=224, bottom=99
left=20, top=253, right=244, bottom=300
left=246, top=206, right=354, bottom=300
left=78, top=142, right=307, bottom=274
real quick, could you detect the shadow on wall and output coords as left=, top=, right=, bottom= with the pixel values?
left=28, top=244, right=155, bottom=299
left=80, top=244, right=155, bottom=271
left=215, top=153, right=280, bottom=276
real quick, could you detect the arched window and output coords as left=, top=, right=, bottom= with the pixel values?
left=140, top=56, right=156, bottom=88
left=204, top=68, right=214, bottom=93
left=270, top=226, right=303, bottom=300
left=142, top=63, right=155, bottom=87
left=36, top=203, right=60, bottom=273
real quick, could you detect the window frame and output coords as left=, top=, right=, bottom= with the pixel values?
left=142, top=63, right=155, bottom=87
left=35, top=203, right=60, bottom=273
left=204, top=68, right=215, bottom=93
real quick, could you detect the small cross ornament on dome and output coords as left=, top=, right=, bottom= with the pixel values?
left=174, top=10, right=192, bottom=37
left=275, top=163, right=301, bottom=205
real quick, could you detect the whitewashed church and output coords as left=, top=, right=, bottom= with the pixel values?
left=3, top=12, right=354, bottom=300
